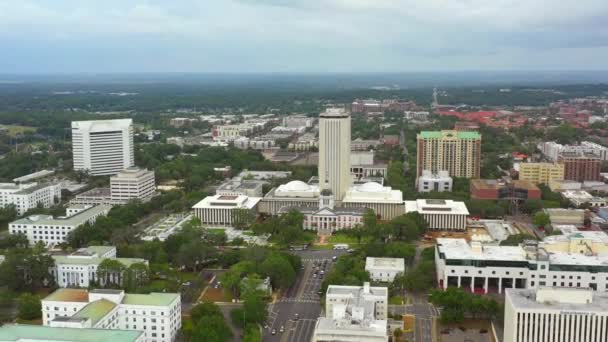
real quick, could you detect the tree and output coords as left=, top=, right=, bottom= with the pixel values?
left=243, top=324, right=262, bottom=342
left=260, top=254, right=296, bottom=290
left=17, top=293, right=41, bottom=320
left=242, top=293, right=268, bottom=326
left=188, top=302, right=233, bottom=342
left=124, top=263, right=150, bottom=292
left=0, top=204, right=17, bottom=230
left=532, top=212, right=551, bottom=228
left=97, top=259, right=127, bottom=288
left=0, top=246, right=55, bottom=291
left=500, top=234, right=536, bottom=246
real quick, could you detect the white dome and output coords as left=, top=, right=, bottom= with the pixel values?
left=282, top=180, right=311, bottom=192
left=357, top=182, right=384, bottom=192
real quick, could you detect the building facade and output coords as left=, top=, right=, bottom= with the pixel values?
left=192, top=195, right=261, bottom=227
left=0, top=325, right=144, bottom=342
left=52, top=246, right=147, bottom=288
left=72, top=119, right=135, bottom=176
left=504, top=287, right=608, bottom=342
left=365, top=257, right=405, bottom=282
left=0, top=182, right=62, bottom=215
left=417, top=170, right=453, bottom=193
left=558, top=152, right=602, bottom=182
left=110, top=168, right=156, bottom=203
left=404, top=199, right=469, bottom=230
left=9, top=205, right=112, bottom=246
left=313, top=282, right=388, bottom=342
left=42, top=289, right=181, bottom=342
left=319, top=108, right=352, bottom=201
left=416, top=130, right=481, bottom=179
left=470, top=179, right=541, bottom=200
left=435, top=232, right=608, bottom=294
left=518, top=162, right=565, bottom=184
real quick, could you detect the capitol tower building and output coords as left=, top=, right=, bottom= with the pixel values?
left=319, top=108, right=352, bottom=201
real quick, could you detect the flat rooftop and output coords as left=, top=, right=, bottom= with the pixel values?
left=122, top=293, right=179, bottom=306
left=405, top=199, right=469, bottom=215
left=327, top=284, right=387, bottom=297
left=507, top=287, right=608, bottom=312
left=315, top=317, right=387, bottom=337
left=0, top=325, right=143, bottom=342
left=10, top=204, right=112, bottom=227
left=419, top=130, right=481, bottom=140
left=44, top=288, right=89, bottom=303
left=365, top=257, right=405, bottom=271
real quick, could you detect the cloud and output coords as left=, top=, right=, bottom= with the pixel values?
left=0, top=0, right=607, bottom=72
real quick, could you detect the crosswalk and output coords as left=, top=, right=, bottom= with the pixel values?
left=280, top=297, right=320, bottom=304
left=301, top=258, right=333, bottom=262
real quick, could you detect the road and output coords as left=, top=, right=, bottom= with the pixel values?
left=263, top=249, right=346, bottom=342
left=390, top=294, right=440, bottom=342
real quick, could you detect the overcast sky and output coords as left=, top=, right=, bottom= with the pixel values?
left=1, top=0, right=608, bottom=73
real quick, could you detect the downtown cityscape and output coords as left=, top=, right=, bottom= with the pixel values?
left=1, top=1, right=608, bottom=342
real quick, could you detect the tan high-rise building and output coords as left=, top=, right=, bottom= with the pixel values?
left=319, top=108, right=351, bottom=201
left=519, top=162, right=565, bottom=184
left=416, top=130, right=481, bottom=179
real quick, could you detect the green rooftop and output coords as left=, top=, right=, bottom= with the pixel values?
left=0, top=324, right=142, bottom=342
left=72, top=299, right=117, bottom=326
left=122, top=292, right=179, bottom=306
left=44, top=288, right=89, bottom=303
left=419, top=130, right=481, bottom=140
left=10, top=204, right=112, bottom=227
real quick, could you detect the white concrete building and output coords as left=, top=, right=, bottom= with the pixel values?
left=561, top=190, right=607, bottom=207
left=435, top=232, right=608, bottom=294
left=341, top=182, right=405, bottom=221
left=192, top=195, right=261, bottom=227
left=283, top=115, right=314, bottom=128
left=9, top=204, right=112, bottom=246
left=72, top=119, right=135, bottom=176
left=582, top=141, right=608, bottom=161
left=544, top=208, right=585, bottom=226
left=504, top=287, right=608, bottom=342
left=0, top=182, right=61, bottom=215
left=313, top=282, right=388, bottom=342
left=365, top=257, right=405, bottom=282
left=404, top=111, right=430, bottom=121
left=110, top=168, right=156, bottom=203
left=42, top=288, right=181, bottom=342
left=319, top=108, right=351, bottom=201
left=52, top=246, right=147, bottom=288
left=404, top=199, right=469, bottom=230
left=417, top=170, right=453, bottom=193
left=216, top=179, right=265, bottom=198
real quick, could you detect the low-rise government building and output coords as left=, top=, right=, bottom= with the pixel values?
left=365, top=257, right=405, bottom=282
left=42, top=288, right=181, bottom=342
left=435, top=229, right=608, bottom=294
left=504, top=287, right=608, bottom=342
left=52, top=246, right=147, bottom=288
left=312, top=282, right=388, bottom=342
left=9, top=204, right=112, bottom=246
left=192, top=194, right=261, bottom=227
left=405, top=199, right=469, bottom=230
left=0, top=182, right=62, bottom=215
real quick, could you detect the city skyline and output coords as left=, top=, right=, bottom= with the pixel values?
left=1, top=1, right=608, bottom=73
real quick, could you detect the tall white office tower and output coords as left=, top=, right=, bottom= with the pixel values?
left=71, top=119, right=135, bottom=176
left=319, top=108, right=351, bottom=201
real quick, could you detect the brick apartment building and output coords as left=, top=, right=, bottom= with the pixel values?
left=470, top=179, right=541, bottom=200
left=557, top=151, right=601, bottom=182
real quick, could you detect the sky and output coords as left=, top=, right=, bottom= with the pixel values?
left=1, top=0, right=608, bottom=73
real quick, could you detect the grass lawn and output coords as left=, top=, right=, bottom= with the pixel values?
left=179, top=272, right=199, bottom=282
left=328, top=233, right=359, bottom=244
left=0, top=125, right=36, bottom=136
left=242, top=231, right=256, bottom=236
left=16, top=318, right=42, bottom=325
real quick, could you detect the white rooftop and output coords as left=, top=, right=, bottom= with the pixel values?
left=365, top=257, right=405, bottom=272
left=405, top=199, right=469, bottom=215
left=507, top=287, right=608, bottom=312
left=191, top=195, right=261, bottom=209
left=343, top=182, right=403, bottom=203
